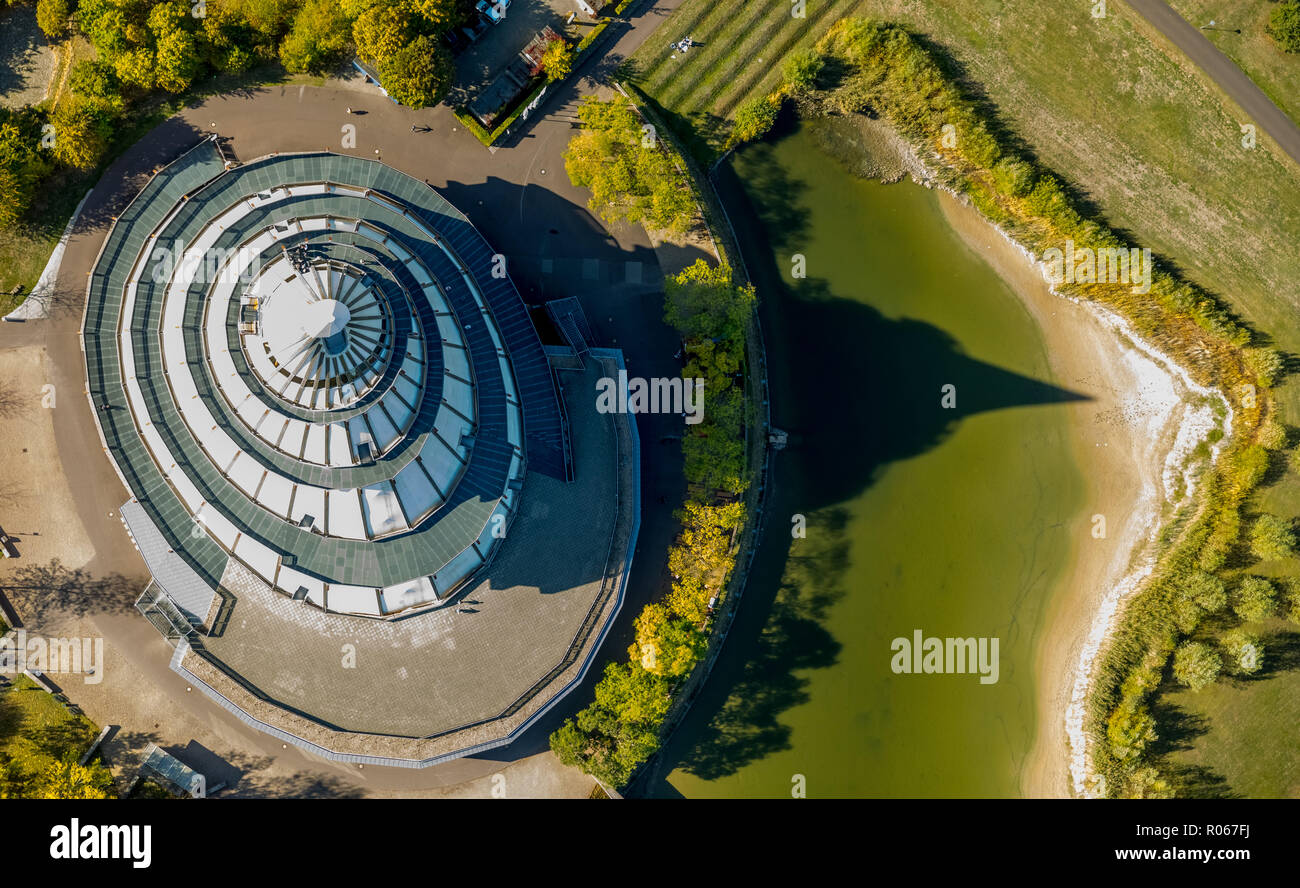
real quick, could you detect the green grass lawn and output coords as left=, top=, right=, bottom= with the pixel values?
left=0, top=674, right=101, bottom=779
left=628, top=0, right=1300, bottom=798
left=1169, top=0, right=1300, bottom=126
left=1159, top=620, right=1300, bottom=798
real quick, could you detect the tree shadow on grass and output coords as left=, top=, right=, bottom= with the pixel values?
left=1149, top=688, right=1239, bottom=798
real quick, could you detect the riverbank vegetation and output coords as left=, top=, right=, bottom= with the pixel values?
left=550, top=259, right=755, bottom=787
left=562, top=95, right=696, bottom=235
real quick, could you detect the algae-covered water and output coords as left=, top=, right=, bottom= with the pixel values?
left=643, top=121, right=1086, bottom=798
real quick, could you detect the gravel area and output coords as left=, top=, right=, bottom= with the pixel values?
left=0, top=5, right=56, bottom=110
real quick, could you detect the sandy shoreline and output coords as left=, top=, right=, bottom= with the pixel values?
left=934, top=193, right=1214, bottom=798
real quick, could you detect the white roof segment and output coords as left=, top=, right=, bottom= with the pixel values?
left=361, top=482, right=409, bottom=538
left=379, top=576, right=437, bottom=613
left=326, top=583, right=381, bottom=616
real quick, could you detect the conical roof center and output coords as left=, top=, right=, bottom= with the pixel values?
left=304, top=298, right=352, bottom=339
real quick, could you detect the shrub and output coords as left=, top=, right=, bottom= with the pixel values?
left=1250, top=513, right=1296, bottom=561
left=729, top=95, right=780, bottom=147
left=1244, top=346, right=1285, bottom=386
left=69, top=59, right=120, bottom=99
left=1257, top=419, right=1288, bottom=450
left=1172, top=641, right=1222, bottom=691
left=782, top=48, right=824, bottom=92
left=1221, top=628, right=1263, bottom=675
left=1232, top=576, right=1278, bottom=621
left=1267, top=0, right=1300, bottom=53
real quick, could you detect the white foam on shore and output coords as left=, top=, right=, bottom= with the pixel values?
left=1062, top=305, right=1228, bottom=797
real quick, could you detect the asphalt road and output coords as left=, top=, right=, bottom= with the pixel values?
left=1126, top=0, right=1300, bottom=168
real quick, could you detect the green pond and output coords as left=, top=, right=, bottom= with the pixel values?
left=640, top=121, right=1087, bottom=798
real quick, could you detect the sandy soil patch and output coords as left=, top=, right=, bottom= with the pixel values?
left=0, top=346, right=94, bottom=571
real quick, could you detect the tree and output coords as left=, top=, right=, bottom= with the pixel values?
left=113, top=46, right=157, bottom=90
left=1232, top=575, right=1278, bottom=622
left=564, top=95, right=696, bottom=234
left=729, top=94, right=780, bottom=147
left=1174, top=570, right=1227, bottom=632
left=782, top=48, right=824, bottom=92
left=69, top=59, right=121, bottom=99
left=407, top=0, right=459, bottom=31
left=682, top=428, right=746, bottom=494
left=540, top=37, right=574, bottom=82
left=243, top=0, right=301, bottom=39
left=1124, top=766, right=1173, bottom=799
left=1267, top=0, right=1300, bottom=53
left=1172, top=641, right=1222, bottom=691
left=36, top=0, right=72, bottom=40
left=50, top=96, right=118, bottom=171
left=664, top=259, right=756, bottom=343
left=379, top=34, right=455, bottom=108
left=0, top=164, right=27, bottom=228
left=667, top=500, right=744, bottom=582
left=1106, top=702, right=1156, bottom=761
left=279, top=0, right=352, bottom=73
left=630, top=603, right=707, bottom=678
left=154, top=27, right=201, bottom=93
left=1221, top=628, right=1263, bottom=675
left=549, top=662, right=670, bottom=786
left=1250, top=513, right=1296, bottom=561
left=36, top=760, right=114, bottom=800
left=352, top=0, right=415, bottom=65
left=0, top=108, right=50, bottom=227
